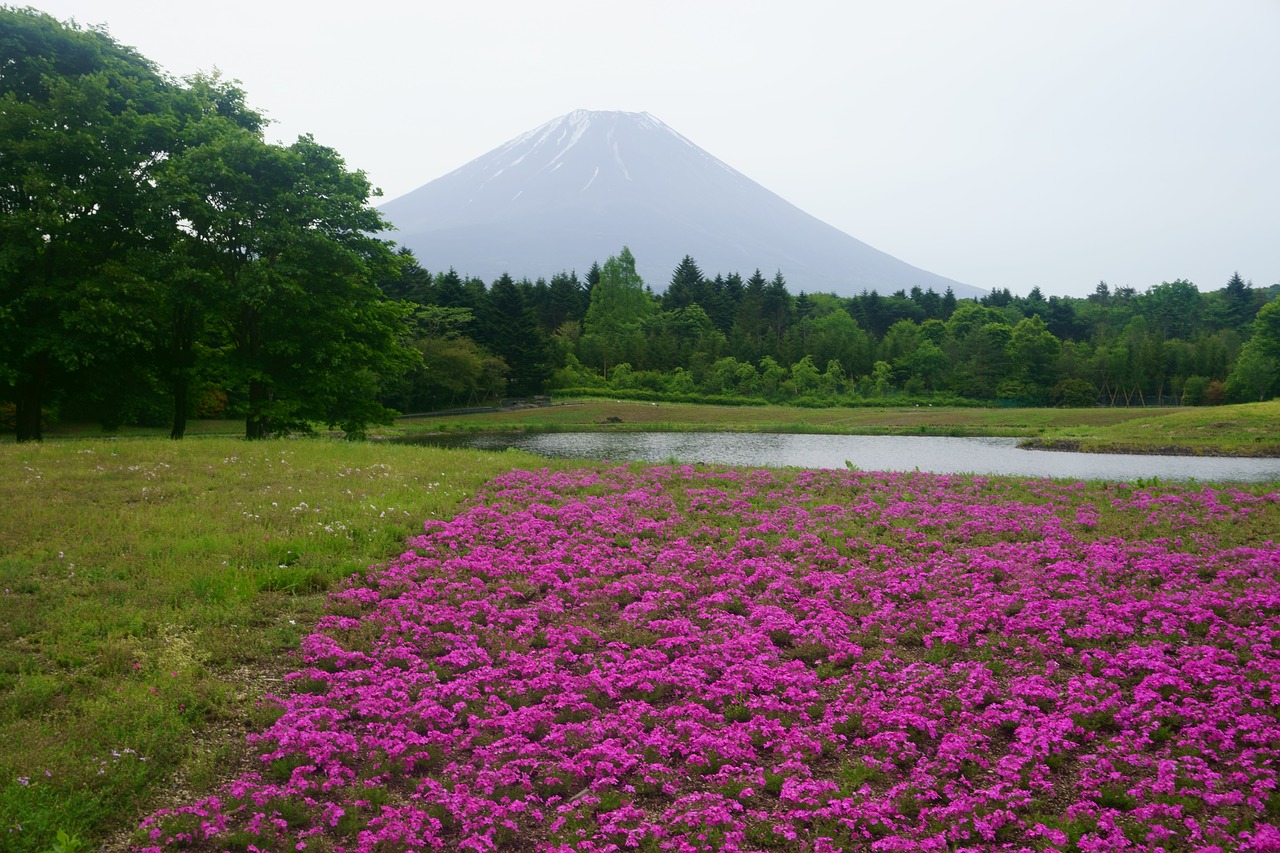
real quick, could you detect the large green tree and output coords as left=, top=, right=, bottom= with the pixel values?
left=1227, top=298, right=1280, bottom=402
left=1, top=9, right=415, bottom=439
left=662, top=254, right=705, bottom=311
left=223, top=134, right=416, bottom=438
left=1220, top=272, right=1255, bottom=330
left=580, top=247, right=653, bottom=379
left=149, top=72, right=416, bottom=438
left=1142, top=279, right=1201, bottom=341
left=806, top=309, right=873, bottom=379
left=1008, top=315, right=1062, bottom=398
left=0, top=8, right=176, bottom=440
left=147, top=73, right=268, bottom=438
left=643, top=305, right=725, bottom=372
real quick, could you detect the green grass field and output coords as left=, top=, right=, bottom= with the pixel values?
left=1020, top=399, right=1280, bottom=455
left=0, top=437, right=569, bottom=852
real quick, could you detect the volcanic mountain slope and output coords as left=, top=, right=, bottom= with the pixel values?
left=379, top=110, right=981, bottom=298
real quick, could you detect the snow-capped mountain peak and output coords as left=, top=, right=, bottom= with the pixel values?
left=380, top=110, right=980, bottom=298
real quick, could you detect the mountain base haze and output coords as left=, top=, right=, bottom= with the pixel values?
left=379, top=110, right=982, bottom=298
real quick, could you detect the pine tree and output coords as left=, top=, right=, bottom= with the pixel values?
left=664, top=255, right=705, bottom=311
left=730, top=270, right=769, bottom=360
left=485, top=273, right=550, bottom=396
left=547, top=271, right=585, bottom=331
left=433, top=269, right=469, bottom=310
left=762, top=271, right=794, bottom=355
left=381, top=248, right=432, bottom=303
left=580, top=247, right=653, bottom=379
left=1223, top=272, right=1254, bottom=329
left=941, top=286, right=958, bottom=319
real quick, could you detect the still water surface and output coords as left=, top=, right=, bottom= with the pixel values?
left=417, top=432, right=1280, bottom=483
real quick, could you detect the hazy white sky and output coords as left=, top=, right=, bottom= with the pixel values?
left=25, top=0, right=1280, bottom=297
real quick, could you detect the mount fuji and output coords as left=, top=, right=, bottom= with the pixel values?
left=379, top=110, right=981, bottom=298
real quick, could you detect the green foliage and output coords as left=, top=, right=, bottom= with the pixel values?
left=1, top=8, right=415, bottom=442
left=42, top=828, right=89, bottom=853
left=167, top=125, right=415, bottom=439
left=0, top=8, right=177, bottom=440
left=482, top=274, right=550, bottom=396
left=1008, top=315, right=1061, bottom=396
left=1052, top=378, right=1099, bottom=408
left=581, top=247, right=655, bottom=380
left=1226, top=344, right=1278, bottom=403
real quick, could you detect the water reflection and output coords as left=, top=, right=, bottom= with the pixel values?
left=405, top=432, right=1280, bottom=483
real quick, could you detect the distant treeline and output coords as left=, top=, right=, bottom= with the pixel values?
left=379, top=245, right=1280, bottom=413
left=4, top=8, right=1279, bottom=442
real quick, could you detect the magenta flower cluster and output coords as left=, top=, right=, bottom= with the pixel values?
left=138, top=466, right=1280, bottom=852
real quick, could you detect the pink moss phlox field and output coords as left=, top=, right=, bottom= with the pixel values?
left=138, top=467, right=1280, bottom=852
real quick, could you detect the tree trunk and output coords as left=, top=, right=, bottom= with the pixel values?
left=14, top=379, right=42, bottom=442
left=169, top=307, right=195, bottom=440
left=246, top=378, right=269, bottom=440
left=170, top=374, right=189, bottom=440
left=242, top=307, right=269, bottom=439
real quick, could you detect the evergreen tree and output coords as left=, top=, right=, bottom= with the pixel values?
left=762, top=271, right=794, bottom=354
left=915, top=287, right=943, bottom=320
left=701, top=273, right=738, bottom=334
left=380, top=248, right=432, bottom=304
left=520, top=276, right=551, bottom=330
left=849, top=291, right=883, bottom=337
left=794, top=292, right=814, bottom=323
left=484, top=273, right=550, bottom=396
left=940, top=286, right=958, bottom=319
left=547, top=270, right=586, bottom=331
left=433, top=268, right=470, bottom=310
left=580, top=247, right=653, bottom=379
left=1044, top=296, right=1083, bottom=341
left=721, top=272, right=745, bottom=315
left=664, top=255, right=705, bottom=311
left=983, top=287, right=1014, bottom=308
left=643, top=306, right=725, bottom=372
left=1222, top=272, right=1255, bottom=329
left=730, top=270, right=769, bottom=361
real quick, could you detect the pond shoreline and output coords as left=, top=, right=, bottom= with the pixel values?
left=1020, top=437, right=1280, bottom=458
left=394, top=431, right=1280, bottom=482
left=392, top=428, right=1280, bottom=460
left=386, top=400, right=1280, bottom=460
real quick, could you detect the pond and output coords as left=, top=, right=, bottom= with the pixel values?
left=404, top=432, right=1280, bottom=483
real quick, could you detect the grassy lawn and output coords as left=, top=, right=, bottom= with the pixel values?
left=389, top=399, right=1280, bottom=456
left=0, top=437, right=568, bottom=853
left=1022, top=399, right=1280, bottom=456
